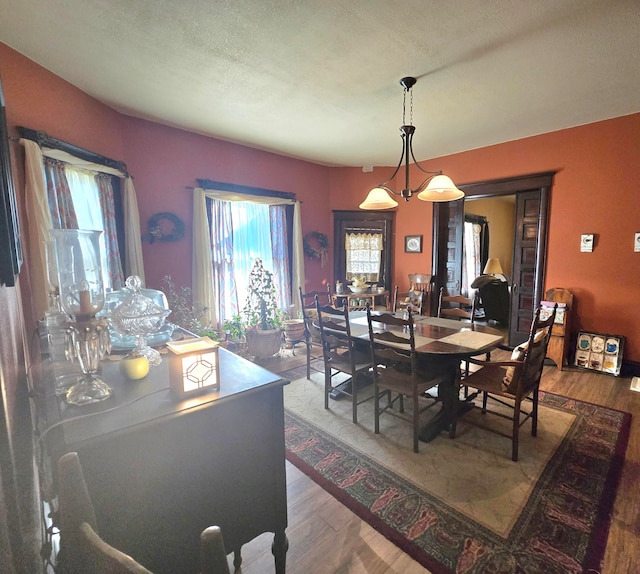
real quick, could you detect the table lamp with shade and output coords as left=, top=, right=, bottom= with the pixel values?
left=483, top=258, right=504, bottom=276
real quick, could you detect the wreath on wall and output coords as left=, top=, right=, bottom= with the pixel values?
left=144, top=212, right=185, bottom=243
left=303, top=231, right=329, bottom=267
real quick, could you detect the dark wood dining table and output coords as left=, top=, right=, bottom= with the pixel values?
left=346, top=313, right=505, bottom=442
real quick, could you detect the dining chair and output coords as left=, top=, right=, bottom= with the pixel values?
left=56, top=452, right=231, bottom=574
left=299, top=285, right=332, bottom=379
left=392, top=285, right=425, bottom=316
left=460, top=305, right=557, bottom=461
left=437, top=286, right=477, bottom=321
left=437, top=286, right=484, bottom=382
left=365, top=306, right=449, bottom=453
left=315, top=297, right=372, bottom=424
left=408, top=274, right=433, bottom=315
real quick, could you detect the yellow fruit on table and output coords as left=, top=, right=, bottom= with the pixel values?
left=120, top=355, right=149, bottom=380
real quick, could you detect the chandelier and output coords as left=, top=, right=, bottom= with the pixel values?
left=359, top=76, right=464, bottom=210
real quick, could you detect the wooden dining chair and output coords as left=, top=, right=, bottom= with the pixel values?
left=392, top=285, right=425, bottom=316
left=437, top=286, right=477, bottom=321
left=365, top=306, right=449, bottom=452
left=315, top=297, right=372, bottom=424
left=56, top=452, right=231, bottom=574
left=408, top=274, right=433, bottom=315
left=460, top=305, right=557, bottom=461
left=299, top=285, right=332, bottom=379
left=437, top=286, right=484, bottom=381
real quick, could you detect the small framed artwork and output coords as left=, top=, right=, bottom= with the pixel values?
left=405, top=235, right=422, bottom=253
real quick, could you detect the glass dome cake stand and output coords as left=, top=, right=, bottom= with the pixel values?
left=110, top=276, right=171, bottom=366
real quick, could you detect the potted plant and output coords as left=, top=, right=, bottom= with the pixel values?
left=242, top=258, right=284, bottom=359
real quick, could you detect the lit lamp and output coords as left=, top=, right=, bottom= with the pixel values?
left=167, top=337, right=220, bottom=398
left=359, top=76, right=464, bottom=210
left=483, top=258, right=504, bottom=276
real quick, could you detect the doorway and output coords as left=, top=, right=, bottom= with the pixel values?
left=432, top=172, right=554, bottom=346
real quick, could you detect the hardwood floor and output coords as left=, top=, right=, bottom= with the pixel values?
left=244, top=346, right=640, bottom=574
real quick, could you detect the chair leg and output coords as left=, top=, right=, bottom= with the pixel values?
left=352, top=373, right=358, bottom=425
left=482, top=391, right=488, bottom=413
left=374, top=380, right=380, bottom=435
left=306, top=339, right=311, bottom=380
left=531, top=389, right=539, bottom=437
left=413, top=391, right=420, bottom=453
left=324, top=365, right=331, bottom=411
left=512, top=401, right=521, bottom=462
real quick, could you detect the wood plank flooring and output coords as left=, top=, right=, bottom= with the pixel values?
left=243, top=346, right=639, bottom=574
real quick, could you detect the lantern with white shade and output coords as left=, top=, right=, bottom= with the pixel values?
left=167, top=337, right=220, bottom=397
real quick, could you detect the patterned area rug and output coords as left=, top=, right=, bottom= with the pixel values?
left=283, top=379, right=630, bottom=574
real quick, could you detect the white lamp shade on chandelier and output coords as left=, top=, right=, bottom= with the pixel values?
left=359, top=76, right=464, bottom=210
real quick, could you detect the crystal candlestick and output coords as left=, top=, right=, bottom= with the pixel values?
left=51, top=229, right=112, bottom=405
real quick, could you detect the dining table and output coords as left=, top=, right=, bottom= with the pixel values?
left=344, top=313, right=505, bottom=442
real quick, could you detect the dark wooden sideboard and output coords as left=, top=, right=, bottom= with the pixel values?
left=37, top=347, right=289, bottom=574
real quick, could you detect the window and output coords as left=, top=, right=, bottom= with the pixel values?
left=345, top=232, right=383, bottom=282
left=45, top=159, right=124, bottom=291
left=209, top=198, right=291, bottom=324
left=192, top=183, right=304, bottom=331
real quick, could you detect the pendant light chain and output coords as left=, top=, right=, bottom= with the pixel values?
left=402, top=84, right=414, bottom=126
left=409, top=86, right=413, bottom=126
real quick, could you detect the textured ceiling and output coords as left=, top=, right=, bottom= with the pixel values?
left=1, top=0, right=639, bottom=167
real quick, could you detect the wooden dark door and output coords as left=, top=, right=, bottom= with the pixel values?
left=432, top=172, right=553, bottom=346
left=432, top=198, right=464, bottom=302
left=333, top=211, right=394, bottom=292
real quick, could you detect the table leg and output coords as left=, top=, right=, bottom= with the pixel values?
left=272, top=530, right=289, bottom=574
left=419, top=360, right=461, bottom=443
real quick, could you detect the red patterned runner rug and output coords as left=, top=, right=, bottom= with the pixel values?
left=284, top=392, right=630, bottom=574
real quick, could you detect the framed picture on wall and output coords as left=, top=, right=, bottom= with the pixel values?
left=404, top=235, right=422, bottom=253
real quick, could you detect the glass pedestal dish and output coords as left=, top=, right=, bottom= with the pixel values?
left=110, top=276, right=171, bottom=366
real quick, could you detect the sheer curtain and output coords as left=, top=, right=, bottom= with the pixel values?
left=345, top=232, right=383, bottom=282
left=193, top=187, right=303, bottom=329
left=462, top=221, right=482, bottom=297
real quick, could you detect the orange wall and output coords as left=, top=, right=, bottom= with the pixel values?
left=330, top=115, right=640, bottom=362
left=2, top=42, right=639, bottom=363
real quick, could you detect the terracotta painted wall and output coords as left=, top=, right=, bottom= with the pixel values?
left=330, top=114, right=640, bottom=363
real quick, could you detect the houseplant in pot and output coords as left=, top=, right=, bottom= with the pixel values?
left=242, top=258, right=284, bottom=359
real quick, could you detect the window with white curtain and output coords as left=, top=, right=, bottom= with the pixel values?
left=345, top=232, right=383, bottom=282
left=208, top=198, right=291, bottom=325
left=64, top=167, right=113, bottom=288
left=44, top=159, right=124, bottom=291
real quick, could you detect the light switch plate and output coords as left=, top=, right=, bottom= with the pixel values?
left=580, top=234, right=594, bottom=252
